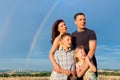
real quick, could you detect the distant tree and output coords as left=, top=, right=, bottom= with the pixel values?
left=98, top=72, right=120, bottom=76
left=0, top=71, right=51, bottom=77
left=1, top=73, right=9, bottom=77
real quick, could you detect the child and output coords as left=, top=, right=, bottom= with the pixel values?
left=50, top=33, right=77, bottom=80
left=74, top=46, right=97, bottom=80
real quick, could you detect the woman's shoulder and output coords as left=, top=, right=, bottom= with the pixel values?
left=54, top=36, right=61, bottom=43
left=52, top=36, right=61, bottom=48
left=76, top=61, right=85, bottom=66
left=56, top=35, right=61, bottom=40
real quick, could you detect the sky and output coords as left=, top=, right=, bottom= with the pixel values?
left=0, top=0, right=120, bottom=71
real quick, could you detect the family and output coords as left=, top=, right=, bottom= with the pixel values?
left=49, top=12, right=97, bottom=80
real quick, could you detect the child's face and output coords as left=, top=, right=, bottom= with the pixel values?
left=75, top=49, right=86, bottom=59
left=61, top=36, right=72, bottom=48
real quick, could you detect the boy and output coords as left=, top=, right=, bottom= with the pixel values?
left=50, top=33, right=76, bottom=80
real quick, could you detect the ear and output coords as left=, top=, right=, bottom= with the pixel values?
left=75, top=53, right=79, bottom=57
left=74, top=20, right=77, bottom=25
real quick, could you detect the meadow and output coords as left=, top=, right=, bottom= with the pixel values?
left=0, top=76, right=120, bottom=80
left=0, top=70, right=120, bottom=80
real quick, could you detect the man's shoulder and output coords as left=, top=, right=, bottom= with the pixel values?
left=85, top=28, right=95, bottom=33
left=71, top=31, right=77, bottom=35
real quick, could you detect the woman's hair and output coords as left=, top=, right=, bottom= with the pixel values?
left=51, top=19, right=64, bottom=44
left=73, top=46, right=85, bottom=63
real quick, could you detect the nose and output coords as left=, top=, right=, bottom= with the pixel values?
left=69, top=40, right=72, bottom=44
left=83, top=52, right=86, bottom=57
left=64, top=25, right=66, bottom=28
left=81, top=51, right=86, bottom=56
left=64, top=26, right=67, bottom=30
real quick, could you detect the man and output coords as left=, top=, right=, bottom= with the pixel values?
left=72, top=12, right=97, bottom=79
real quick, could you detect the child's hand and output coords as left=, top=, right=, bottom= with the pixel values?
left=85, top=56, right=90, bottom=64
left=85, top=56, right=96, bottom=72
left=76, top=63, right=81, bottom=72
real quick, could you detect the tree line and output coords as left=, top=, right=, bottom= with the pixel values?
left=0, top=72, right=51, bottom=77
left=0, top=71, right=120, bottom=77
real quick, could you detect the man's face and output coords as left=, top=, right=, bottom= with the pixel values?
left=74, top=15, right=86, bottom=29
left=61, top=36, right=72, bottom=48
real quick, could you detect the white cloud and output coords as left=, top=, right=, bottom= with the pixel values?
left=95, top=44, right=120, bottom=69
left=0, top=58, right=52, bottom=71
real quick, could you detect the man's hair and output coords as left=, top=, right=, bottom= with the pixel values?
left=74, top=12, right=85, bottom=20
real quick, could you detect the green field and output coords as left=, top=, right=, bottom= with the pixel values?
left=0, top=70, right=120, bottom=77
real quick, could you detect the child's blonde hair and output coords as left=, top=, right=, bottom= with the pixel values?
left=73, top=46, right=85, bottom=63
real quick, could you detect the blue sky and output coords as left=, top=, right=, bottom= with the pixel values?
left=0, top=0, right=120, bottom=71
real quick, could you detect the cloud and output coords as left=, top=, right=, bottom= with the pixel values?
left=0, top=58, right=51, bottom=71
left=96, top=44, right=120, bottom=69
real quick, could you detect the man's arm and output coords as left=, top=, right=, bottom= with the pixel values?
left=87, top=40, right=96, bottom=59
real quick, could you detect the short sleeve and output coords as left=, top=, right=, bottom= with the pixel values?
left=54, top=51, right=59, bottom=63
left=89, top=30, right=97, bottom=41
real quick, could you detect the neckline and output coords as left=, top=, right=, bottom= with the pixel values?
left=77, top=28, right=86, bottom=32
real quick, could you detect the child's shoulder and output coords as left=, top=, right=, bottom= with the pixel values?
left=70, top=50, right=74, bottom=55
left=54, top=49, right=60, bottom=55
left=71, top=50, right=74, bottom=52
left=76, top=61, right=83, bottom=66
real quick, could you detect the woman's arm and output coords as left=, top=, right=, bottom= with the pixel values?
left=49, top=37, right=61, bottom=73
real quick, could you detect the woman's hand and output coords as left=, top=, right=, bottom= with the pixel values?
left=62, top=69, right=71, bottom=76
left=53, top=64, right=62, bottom=73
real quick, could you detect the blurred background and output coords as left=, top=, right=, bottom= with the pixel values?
left=0, top=0, right=120, bottom=71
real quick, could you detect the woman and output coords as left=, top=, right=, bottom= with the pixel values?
left=49, top=19, right=67, bottom=73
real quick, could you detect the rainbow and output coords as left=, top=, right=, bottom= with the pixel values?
left=0, top=8, right=16, bottom=46
left=25, top=0, right=60, bottom=69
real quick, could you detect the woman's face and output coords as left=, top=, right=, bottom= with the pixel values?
left=58, top=22, right=67, bottom=34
